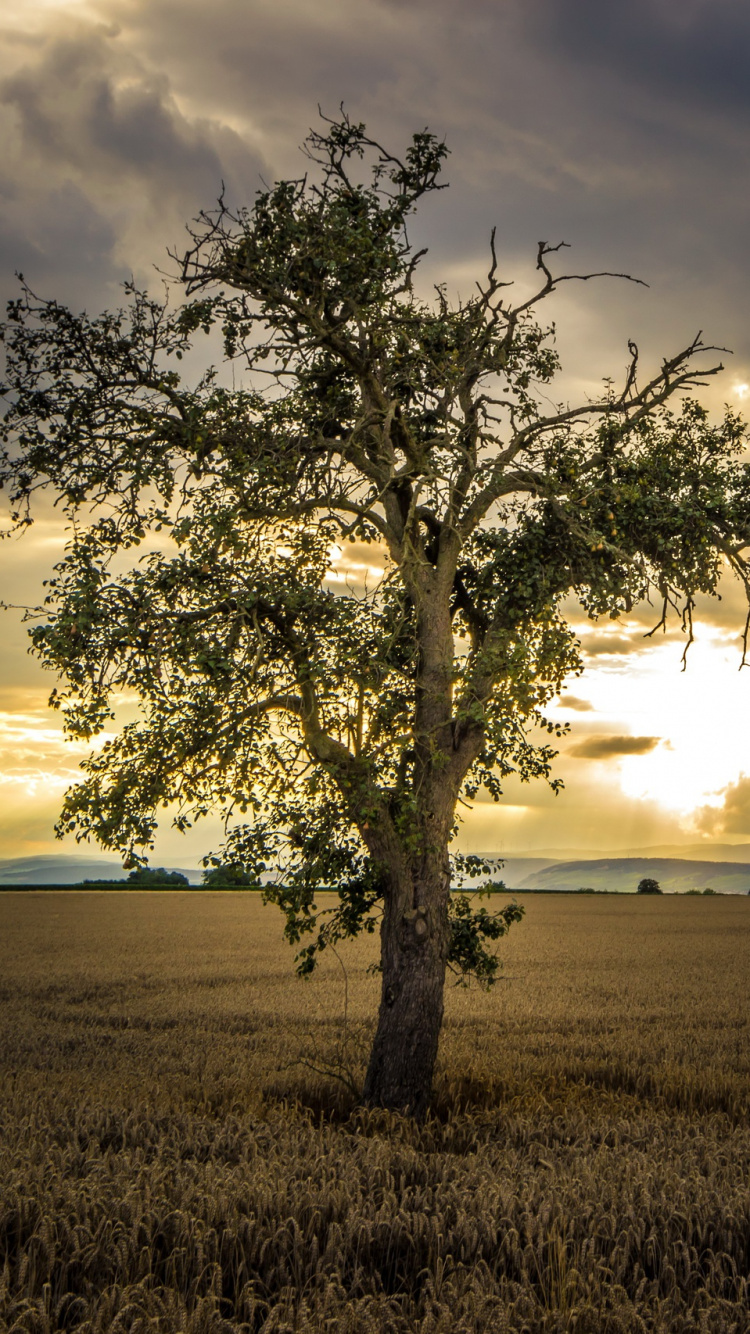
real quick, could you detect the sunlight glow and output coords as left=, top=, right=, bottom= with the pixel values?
left=14, top=0, right=92, bottom=10
left=571, top=627, right=750, bottom=817
left=326, top=542, right=385, bottom=589
left=2, top=0, right=98, bottom=34
left=0, top=710, right=116, bottom=799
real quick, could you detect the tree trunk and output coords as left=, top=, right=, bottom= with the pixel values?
left=362, top=858, right=450, bottom=1116
left=361, top=564, right=459, bottom=1115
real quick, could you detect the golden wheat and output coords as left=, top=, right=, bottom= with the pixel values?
left=0, top=890, right=748, bottom=1332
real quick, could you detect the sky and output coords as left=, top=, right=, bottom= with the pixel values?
left=2, top=0, right=750, bottom=865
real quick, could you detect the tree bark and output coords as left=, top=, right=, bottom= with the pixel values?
left=362, top=855, right=450, bottom=1116
left=361, top=562, right=459, bottom=1115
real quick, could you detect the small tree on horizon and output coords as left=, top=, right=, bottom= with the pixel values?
left=2, top=112, right=750, bottom=1113
left=637, top=877, right=662, bottom=895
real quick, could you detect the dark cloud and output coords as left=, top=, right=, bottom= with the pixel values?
left=559, top=694, right=594, bottom=712
left=2, top=28, right=226, bottom=186
left=519, top=0, right=750, bottom=122
left=579, top=632, right=640, bottom=658
left=152, top=0, right=750, bottom=398
left=569, top=736, right=661, bottom=760
left=0, top=181, right=119, bottom=309
left=4, top=2, right=750, bottom=379
left=0, top=21, right=268, bottom=301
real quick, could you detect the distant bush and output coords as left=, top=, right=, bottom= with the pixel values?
left=702, top=887, right=717, bottom=895
left=202, top=863, right=261, bottom=887
left=637, top=878, right=662, bottom=895
left=126, top=867, right=190, bottom=887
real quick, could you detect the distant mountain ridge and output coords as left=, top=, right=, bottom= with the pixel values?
left=517, top=857, right=750, bottom=895
left=0, top=855, right=202, bottom=885
left=1, top=852, right=749, bottom=893
left=461, top=851, right=750, bottom=894
left=486, top=843, right=750, bottom=863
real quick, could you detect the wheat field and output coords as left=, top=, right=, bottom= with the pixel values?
left=0, top=890, right=748, bottom=1333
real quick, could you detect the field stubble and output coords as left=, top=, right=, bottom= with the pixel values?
left=0, top=890, right=748, bottom=1333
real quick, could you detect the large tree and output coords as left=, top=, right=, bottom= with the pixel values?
left=2, top=114, right=750, bottom=1113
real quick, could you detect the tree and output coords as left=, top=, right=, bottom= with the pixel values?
left=637, top=878, right=662, bottom=895
left=202, top=861, right=261, bottom=887
left=2, top=112, right=749, bottom=1113
left=127, top=867, right=190, bottom=887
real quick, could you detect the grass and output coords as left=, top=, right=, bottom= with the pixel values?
left=1, top=890, right=749, bottom=1332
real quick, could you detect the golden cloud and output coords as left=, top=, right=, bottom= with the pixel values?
left=695, top=774, right=750, bottom=836
left=568, top=735, right=661, bottom=760
left=558, top=694, right=594, bottom=711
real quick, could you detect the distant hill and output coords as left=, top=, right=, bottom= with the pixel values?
left=0, top=855, right=202, bottom=885
left=460, top=856, right=559, bottom=887
left=483, top=843, right=750, bottom=864
left=3, top=851, right=750, bottom=894
left=519, top=857, right=750, bottom=895
left=627, top=843, right=750, bottom=862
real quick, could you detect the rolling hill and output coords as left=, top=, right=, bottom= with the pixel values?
left=1, top=852, right=749, bottom=893
left=0, top=856, right=202, bottom=885
left=517, top=857, right=750, bottom=895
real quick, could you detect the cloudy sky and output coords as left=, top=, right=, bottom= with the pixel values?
left=2, top=0, right=750, bottom=865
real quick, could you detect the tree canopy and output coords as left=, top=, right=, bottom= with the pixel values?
left=126, top=867, right=190, bottom=888
left=637, top=878, right=662, bottom=895
left=2, top=112, right=749, bottom=1110
left=202, top=861, right=262, bottom=887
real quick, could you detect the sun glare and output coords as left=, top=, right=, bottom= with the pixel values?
left=580, top=629, right=750, bottom=817
left=20, top=0, right=91, bottom=9
left=3, top=0, right=94, bottom=31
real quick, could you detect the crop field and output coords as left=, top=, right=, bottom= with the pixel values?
left=1, top=890, right=749, bottom=1334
